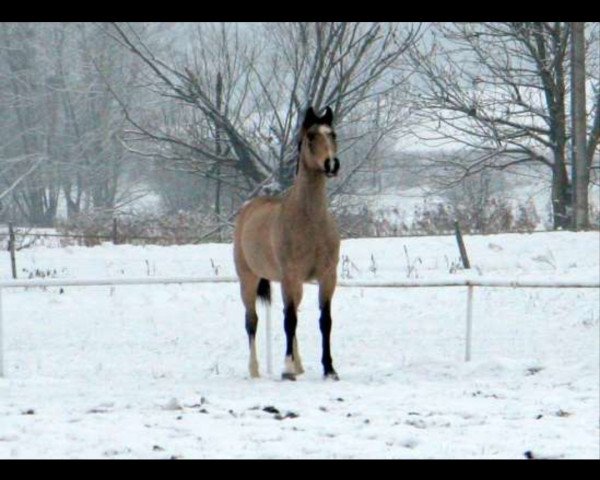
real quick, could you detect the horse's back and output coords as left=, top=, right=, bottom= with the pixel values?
left=235, top=196, right=281, bottom=235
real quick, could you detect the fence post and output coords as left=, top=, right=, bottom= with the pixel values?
left=265, top=302, right=273, bottom=376
left=112, top=218, right=118, bottom=245
left=8, top=222, right=17, bottom=279
left=465, top=285, right=474, bottom=362
left=454, top=220, right=471, bottom=269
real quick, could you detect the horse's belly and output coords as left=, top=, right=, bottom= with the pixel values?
left=304, top=256, right=337, bottom=282
left=243, top=239, right=281, bottom=281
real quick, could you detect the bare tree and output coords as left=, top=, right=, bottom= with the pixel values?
left=408, top=22, right=600, bottom=229
left=59, top=22, right=144, bottom=217
left=0, top=23, right=60, bottom=226
left=0, top=22, right=147, bottom=227
left=105, top=22, right=420, bottom=212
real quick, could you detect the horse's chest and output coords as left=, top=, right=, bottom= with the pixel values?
left=281, top=229, right=337, bottom=280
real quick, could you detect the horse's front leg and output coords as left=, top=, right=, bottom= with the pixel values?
left=281, top=277, right=303, bottom=381
left=319, top=272, right=339, bottom=380
left=292, top=336, right=305, bottom=375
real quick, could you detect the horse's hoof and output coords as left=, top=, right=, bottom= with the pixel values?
left=281, top=372, right=297, bottom=381
left=324, top=372, right=339, bottom=381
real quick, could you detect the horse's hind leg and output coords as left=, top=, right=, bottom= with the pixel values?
left=319, top=272, right=339, bottom=380
left=240, top=273, right=261, bottom=378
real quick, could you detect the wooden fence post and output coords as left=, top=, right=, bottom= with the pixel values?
left=8, top=222, right=17, bottom=279
left=454, top=220, right=471, bottom=269
left=112, top=218, right=118, bottom=245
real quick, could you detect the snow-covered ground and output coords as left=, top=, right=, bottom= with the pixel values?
left=0, top=232, right=598, bottom=459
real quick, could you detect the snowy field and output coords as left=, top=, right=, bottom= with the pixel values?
left=0, top=231, right=598, bottom=459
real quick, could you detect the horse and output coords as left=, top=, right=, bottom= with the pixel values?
left=233, top=106, right=341, bottom=381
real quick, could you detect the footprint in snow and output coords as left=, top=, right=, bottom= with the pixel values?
left=162, top=398, right=183, bottom=411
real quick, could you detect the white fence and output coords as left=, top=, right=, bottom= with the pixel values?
left=0, top=275, right=598, bottom=377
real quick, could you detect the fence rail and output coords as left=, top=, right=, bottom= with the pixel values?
left=0, top=275, right=598, bottom=289
left=2, top=223, right=586, bottom=245
left=2, top=228, right=201, bottom=243
left=0, top=275, right=598, bottom=378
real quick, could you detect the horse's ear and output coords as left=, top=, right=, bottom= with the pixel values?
left=321, top=106, right=333, bottom=126
left=302, top=107, right=318, bottom=129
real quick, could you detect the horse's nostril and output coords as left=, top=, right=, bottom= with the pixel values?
left=332, top=158, right=340, bottom=174
left=324, top=158, right=332, bottom=173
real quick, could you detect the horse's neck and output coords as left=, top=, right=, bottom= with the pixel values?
left=287, top=166, right=328, bottom=218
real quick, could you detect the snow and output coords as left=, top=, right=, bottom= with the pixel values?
left=0, top=231, right=598, bottom=459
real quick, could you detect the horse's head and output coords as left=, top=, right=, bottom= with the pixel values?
left=298, top=106, right=340, bottom=178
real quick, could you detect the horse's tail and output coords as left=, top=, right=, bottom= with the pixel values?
left=256, top=278, right=271, bottom=305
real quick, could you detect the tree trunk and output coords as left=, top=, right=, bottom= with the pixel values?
left=551, top=153, right=572, bottom=229
left=550, top=68, right=572, bottom=230
left=215, top=71, right=223, bottom=241
left=571, top=22, right=589, bottom=230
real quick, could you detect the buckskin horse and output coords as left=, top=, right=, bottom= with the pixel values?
left=233, top=106, right=341, bottom=381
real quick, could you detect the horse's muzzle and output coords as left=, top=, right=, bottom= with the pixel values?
left=324, top=158, right=340, bottom=177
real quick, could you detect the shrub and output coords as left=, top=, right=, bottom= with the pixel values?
left=56, top=209, right=231, bottom=246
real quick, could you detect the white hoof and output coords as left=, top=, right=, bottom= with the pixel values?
left=282, top=355, right=298, bottom=380
left=249, top=363, right=260, bottom=379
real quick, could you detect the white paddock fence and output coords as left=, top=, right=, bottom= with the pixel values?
left=0, top=275, right=598, bottom=377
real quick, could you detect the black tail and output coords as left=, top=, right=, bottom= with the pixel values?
left=257, top=278, right=271, bottom=305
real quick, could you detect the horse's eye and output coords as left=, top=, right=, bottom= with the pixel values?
left=307, top=132, right=316, bottom=141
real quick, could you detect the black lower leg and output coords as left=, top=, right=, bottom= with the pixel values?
left=282, top=303, right=298, bottom=380
left=319, top=301, right=336, bottom=376
left=283, top=303, right=297, bottom=359
left=245, top=311, right=258, bottom=346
